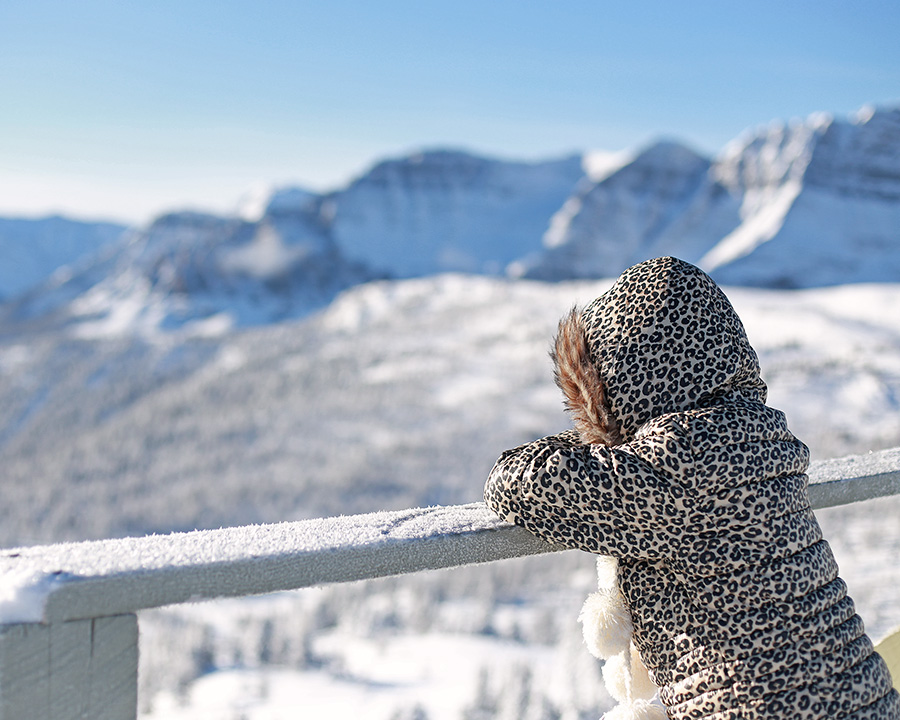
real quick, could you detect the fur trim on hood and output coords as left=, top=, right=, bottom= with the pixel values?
left=553, top=307, right=623, bottom=445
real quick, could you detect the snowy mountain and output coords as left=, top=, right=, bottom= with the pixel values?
left=0, top=150, right=586, bottom=336
left=328, top=149, right=586, bottom=276
left=2, top=104, right=899, bottom=720
left=0, top=215, right=126, bottom=301
left=4, top=105, right=898, bottom=337
left=525, top=105, right=900, bottom=286
left=704, top=105, right=900, bottom=286
left=514, top=141, right=740, bottom=280
left=0, top=198, right=374, bottom=336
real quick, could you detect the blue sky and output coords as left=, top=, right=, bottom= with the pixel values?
left=1, top=0, right=898, bottom=224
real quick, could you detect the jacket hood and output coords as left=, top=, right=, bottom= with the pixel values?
left=555, top=256, right=767, bottom=443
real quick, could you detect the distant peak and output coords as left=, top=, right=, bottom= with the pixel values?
left=855, top=105, right=877, bottom=124
left=374, top=148, right=491, bottom=173
left=598, top=139, right=710, bottom=178
left=264, top=187, right=319, bottom=216
left=582, top=149, right=634, bottom=181
left=147, top=210, right=233, bottom=231
left=363, top=147, right=582, bottom=178
left=236, top=183, right=276, bottom=222
left=851, top=102, right=900, bottom=128
left=407, top=149, right=483, bottom=164
left=805, top=110, right=834, bottom=132
left=636, top=139, right=709, bottom=161
left=236, top=185, right=319, bottom=222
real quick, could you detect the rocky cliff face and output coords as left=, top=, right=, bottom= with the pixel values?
left=521, top=105, right=900, bottom=287
left=516, top=141, right=739, bottom=280
left=706, top=106, right=900, bottom=287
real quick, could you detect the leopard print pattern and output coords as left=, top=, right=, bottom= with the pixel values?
left=484, top=258, right=899, bottom=719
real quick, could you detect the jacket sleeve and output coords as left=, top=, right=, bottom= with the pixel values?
left=483, top=430, right=688, bottom=559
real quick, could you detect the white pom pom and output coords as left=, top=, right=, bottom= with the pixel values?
left=596, top=555, right=619, bottom=589
left=601, top=650, right=631, bottom=703
left=579, top=589, right=633, bottom=659
left=602, top=698, right=668, bottom=720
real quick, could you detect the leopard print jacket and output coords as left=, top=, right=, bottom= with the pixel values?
left=484, top=257, right=899, bottom=719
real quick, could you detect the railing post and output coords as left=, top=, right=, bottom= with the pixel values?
left=0, top=614, right=138, bottom=720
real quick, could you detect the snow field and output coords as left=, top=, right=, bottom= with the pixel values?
left=1, top=275, right=899, bottom=718
left=137, top=555, right=611, bottom=720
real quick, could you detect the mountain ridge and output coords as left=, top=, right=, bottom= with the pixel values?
left=2, top=103, right=898, bottom=336
left=0, top=215, right=127, bottom=302
left=525, top=104, right=900, bottom=286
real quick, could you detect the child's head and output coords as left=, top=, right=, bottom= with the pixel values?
left=554, top=257, right=767, bottom=444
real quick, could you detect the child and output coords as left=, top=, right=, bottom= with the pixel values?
left=484, top=257, right=898, bottom=719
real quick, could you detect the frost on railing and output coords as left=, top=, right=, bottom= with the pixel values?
left=0, top=504, right=556, bottom=627
left=1, top=447, right=900, bottom=720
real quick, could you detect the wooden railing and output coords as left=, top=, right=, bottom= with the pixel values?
left=2, top=447, right=899, bottom=720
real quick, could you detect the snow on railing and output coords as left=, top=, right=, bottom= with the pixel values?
left=2, top=447, right=900, bottom=720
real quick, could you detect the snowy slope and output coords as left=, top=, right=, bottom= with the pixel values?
left=329, top=149, right=586, bottom=277
left=2, top=275, right=899, bottom=720
left=1, top=275, right=899, bottom=548
left=137, top=552, right=609, bottom=720
left=2, top=106, right=899, bottom=720
left=0, top=215, right=126, bottom=301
